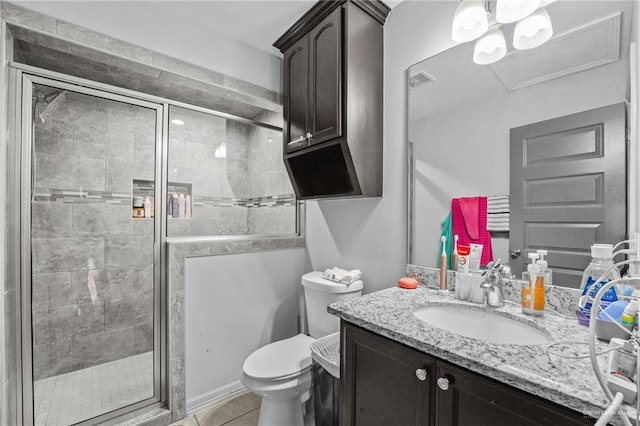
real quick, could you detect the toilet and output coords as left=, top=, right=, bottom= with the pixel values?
left=241, top=271, right=363, bottom=426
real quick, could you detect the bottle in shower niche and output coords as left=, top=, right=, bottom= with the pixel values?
left=171, top=193, right=180, bottom=218
left=178, top=194, right=186, bottom=218
left=132, top=196, right=144, bottom=218
left=185, top=195, right=191, bottom=218
left=143, top=196, right=152, bottom=218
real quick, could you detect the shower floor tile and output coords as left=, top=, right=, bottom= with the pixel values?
left=34, top=351, right=154, bottom=426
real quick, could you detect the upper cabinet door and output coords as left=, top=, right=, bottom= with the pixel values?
left=308, top=7, right=343, bottom=146
left=283, top=36, right=310, bottom=153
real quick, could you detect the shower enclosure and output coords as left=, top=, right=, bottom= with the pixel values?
left=21, top=75, right=164, bottom=426
left=11, top=68, right=296, bottom=425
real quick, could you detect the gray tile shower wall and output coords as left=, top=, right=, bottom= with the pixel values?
left=31, top=89, right=156, bottom=380
left=247, top=110, right=296, bottom=235
left=166, top=106, right=296, bottom=237
left=168, top=106, right=248, bottom=236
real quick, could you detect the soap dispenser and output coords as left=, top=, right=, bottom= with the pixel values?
left=522, top=253, right=538, bottom=281
left=536, top=249, right=552, bottom=285
left=522, top=253, right=544, bottom=316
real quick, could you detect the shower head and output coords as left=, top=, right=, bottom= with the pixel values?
left=33, top=89, right=67, bottom=123
left=37, top=90, right=66, bottom=123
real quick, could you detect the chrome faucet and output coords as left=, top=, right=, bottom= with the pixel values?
left=480, top=260, right=505, bottom=307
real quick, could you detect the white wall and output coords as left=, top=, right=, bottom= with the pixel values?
left=304, top=1, right=457, bottom=293
left=8, top=1, right=282, bottom=93
left=184, top=248, right=305, bottom=412
left=411, top=58, right=629, bottom=266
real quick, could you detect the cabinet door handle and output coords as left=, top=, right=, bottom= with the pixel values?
left=437, top=377, right=450, bottom=391
left=298, top=135, right=306, bottom=142
left=415, top=368, right=428, bottom=381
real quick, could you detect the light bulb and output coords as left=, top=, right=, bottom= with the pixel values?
left=513, top=7, right=553, bottom=50
left=496, top=0, right=541, bottom=24
left=473, top=28, right=507, bottom=65
left=451, top=0, right=489, bottom=43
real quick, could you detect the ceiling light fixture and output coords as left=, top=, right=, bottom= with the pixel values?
left=513, top=7, right=553, bottom=50
left=496, top=0, right=540, bottom=23
left=451, top=0, right=489, bottom=43
left=452, top=0, right=554, bottom=65
left=473, top=27, right=507, bottom=65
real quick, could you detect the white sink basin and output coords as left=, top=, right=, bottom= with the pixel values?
left=413, top=305, right=551, bottom=345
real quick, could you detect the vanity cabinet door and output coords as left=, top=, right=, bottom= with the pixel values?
left=435, top=362, right=592, bottom=426
left=341, top=322, right=434, bottom=426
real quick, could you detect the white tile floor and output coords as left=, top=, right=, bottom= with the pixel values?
left=34, top=351, right=154, bottom=426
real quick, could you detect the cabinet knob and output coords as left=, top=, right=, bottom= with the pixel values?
left=306, top=132, right=313, bottom=140
left=415, top=368, right=428, bottom=381
left=437, top=377, right=450, bottom=391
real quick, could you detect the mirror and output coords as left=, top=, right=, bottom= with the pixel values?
left=408, top=1, right=634, bottom=287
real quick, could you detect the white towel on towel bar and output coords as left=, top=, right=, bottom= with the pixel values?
left=487, top=195, right=509, bottom=232
left=487, top=213, right=510, bottom=220
left=487, top=204, right=509, bottom=213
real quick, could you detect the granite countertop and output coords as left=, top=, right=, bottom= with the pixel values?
left=328, top=286, right=632, bottom=423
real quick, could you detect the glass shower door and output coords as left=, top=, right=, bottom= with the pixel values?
left=25, top=78, right=163, bottom=425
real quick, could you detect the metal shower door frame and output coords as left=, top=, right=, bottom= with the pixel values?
left=14, top=70, right=169, bottom=426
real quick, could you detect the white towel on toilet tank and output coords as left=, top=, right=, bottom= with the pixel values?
left=322, top=267, right=362, bottom=285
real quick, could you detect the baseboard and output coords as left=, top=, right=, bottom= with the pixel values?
left=186, top=381, right=248, bottom=416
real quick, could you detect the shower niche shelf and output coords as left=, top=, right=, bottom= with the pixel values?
left=132, top=179, right=193, bottom=219
left=167, top=181, right=193, bottom=219
left=132, top=179, right=155, bottom=219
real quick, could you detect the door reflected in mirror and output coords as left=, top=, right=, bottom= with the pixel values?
left=408, top=0, right=634, bottom=288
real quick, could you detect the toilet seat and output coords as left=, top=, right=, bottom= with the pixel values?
left=243, top=334, right=314, bottom=380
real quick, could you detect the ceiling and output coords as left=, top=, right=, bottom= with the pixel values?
left=10, top=0, right=402, bottom=56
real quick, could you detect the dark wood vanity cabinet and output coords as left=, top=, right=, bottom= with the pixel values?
left=340, top=323, right=594, bottom=426
left=274, top=0, right=389, bottom=199
left=341, top=321, right=435, bottom=425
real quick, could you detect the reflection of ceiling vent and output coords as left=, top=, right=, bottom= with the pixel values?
left=408, top=71, right=435, bottom=89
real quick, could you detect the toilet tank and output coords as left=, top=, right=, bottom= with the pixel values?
left=301, top=271, right=363, bottom=338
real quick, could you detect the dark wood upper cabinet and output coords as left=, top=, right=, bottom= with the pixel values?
left=340, top=322, right=594, bottom=426
left=308, top=7, right=342, bottom=146
left=274, top=0, right=389, bottom=200
left=283, top=37, right=310, bottom=152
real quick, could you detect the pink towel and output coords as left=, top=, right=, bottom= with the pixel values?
left=452, top=197, right=493, bottom=266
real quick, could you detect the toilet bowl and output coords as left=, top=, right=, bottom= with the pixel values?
left=241, top=272, right=363, bottom=426
left=241, top=334, right=314, bottom=426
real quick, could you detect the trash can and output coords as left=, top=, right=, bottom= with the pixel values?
left=310, top=332, right=340, bottom=426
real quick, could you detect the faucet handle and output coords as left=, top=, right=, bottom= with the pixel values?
left=482, top=259, right=503, bottom=277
